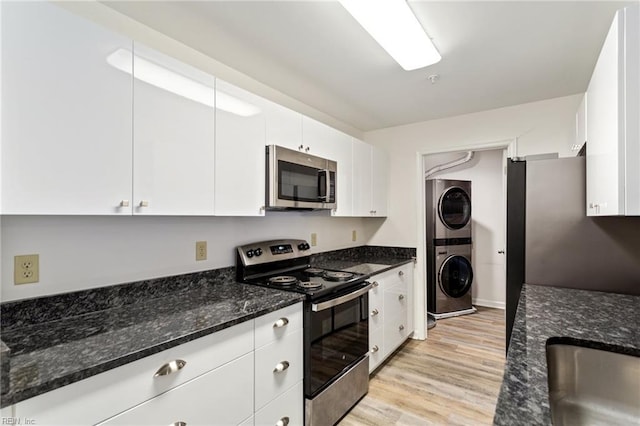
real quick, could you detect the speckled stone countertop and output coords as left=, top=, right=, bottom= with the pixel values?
left=310, top=245, right=415, bottom=277
left=493, top=284, right=640, bottom=425
left=0, top=272, right=303, bottom=408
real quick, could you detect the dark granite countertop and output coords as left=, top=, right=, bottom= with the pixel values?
left=312, top=257, right=414, bottom=278
left=0, top=277, right=303, bottom=408
left=493, top=284, right=640, bottom=425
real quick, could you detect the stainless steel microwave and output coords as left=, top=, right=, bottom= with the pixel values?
left=266, top=145, right=337, bottom=210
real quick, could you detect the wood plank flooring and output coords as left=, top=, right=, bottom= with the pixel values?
left=340, top=307, right=506, bottom=426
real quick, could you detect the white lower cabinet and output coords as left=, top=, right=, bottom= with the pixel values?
left=13, top=303, right=304, bottom=426
left=368, top=264, right=414, bottom=372
left=254, top=381, right=303, bottom=426
left=254, top=329, right=303, bottom=410
left=98, top=353, right=254, bottom=426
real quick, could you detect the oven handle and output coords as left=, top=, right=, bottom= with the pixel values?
left=318, top=169, right=330, bottom=201
left=311, top=282, right=372, bottom=312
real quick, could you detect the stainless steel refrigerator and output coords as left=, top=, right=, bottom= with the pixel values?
left=505, top=156, right=640, bottom=350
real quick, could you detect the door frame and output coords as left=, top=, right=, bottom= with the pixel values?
left=413, top=138, right=515, bottom=340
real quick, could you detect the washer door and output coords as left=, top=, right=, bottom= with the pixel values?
left=438, top=187, right=471, bottom=230
left=438, top=255, right=473, bottom=298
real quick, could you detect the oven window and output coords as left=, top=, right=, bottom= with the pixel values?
left=307, top=294, right=369, bottom=397
left=278, top=160, right=322, bottom=202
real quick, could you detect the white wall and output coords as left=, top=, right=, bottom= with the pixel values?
left=424, top=149, right=506, bottom=308
left=1, top=214, right=377, bottom=302
left=364, top=93, right=581, bottom=248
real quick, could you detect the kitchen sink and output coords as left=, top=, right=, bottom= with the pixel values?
left=546, top=338, right=640, bottom=426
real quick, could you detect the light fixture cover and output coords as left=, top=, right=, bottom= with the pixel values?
left=340, top=0, right=441, bottom=70
left=106, top=48, right=261, bottom=117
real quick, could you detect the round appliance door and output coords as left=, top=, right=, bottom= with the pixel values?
left=438, top=187, right=471, bottom=230
left=438, top=255, right=473, bottom=298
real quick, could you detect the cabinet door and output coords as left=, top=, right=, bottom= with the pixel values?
left=132, top=43, right=215, bottom=215
left=352, top=139, right=373, bottom=216
left=264, top=100, right=303, bottom=151
left=586, top=5, right=640, bottom=216
left=586, top=11, right=624, bottom=216
left=98, top=353, right=254, bottom=426
left=254, top=381, right=303, bottom=426
left=302, top=117, right=353, bottom=216
left=371, top=146, right=389, bottom=217
left=1, top=2, right=133, bottom=214
left=573, top=94, right=587, bottom=155
left=215, top=80, right=266, bottom=216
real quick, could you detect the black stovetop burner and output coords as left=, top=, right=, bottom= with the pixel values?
left=245, top=266, right=364, bottom=299
left=236, top=239, right=367, bottom=301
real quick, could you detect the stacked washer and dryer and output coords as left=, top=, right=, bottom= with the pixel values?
left=426, top=179, right=476, bottom=319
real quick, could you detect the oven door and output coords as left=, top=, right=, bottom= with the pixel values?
left=267, top=145, right=336, bottom=209
left=305, top=282, right=371, bottom=398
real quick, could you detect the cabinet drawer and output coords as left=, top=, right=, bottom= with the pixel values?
left=369, top=300, right=383, bottom=329
left=369, top=325, right=384, bottom=373
left=255, top=329, right=303, bottom=410
left=384, top=282, right=409, bottom=319
left=254, top=381, right=303, bottom=426
left=369, top=280, right=383, bottom=307
left=99, top=352, right=254, bottom=426
left=15, top=320, right=253, bottom=425
left=384, top=313, right=410, bottom=356
left=255, top=303, right=303, bottom=349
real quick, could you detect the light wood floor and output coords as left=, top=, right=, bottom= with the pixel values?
left=340, top=307, right=506, bottom=426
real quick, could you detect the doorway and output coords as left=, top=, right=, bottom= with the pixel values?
left=416, top=145, right=510, bottom=339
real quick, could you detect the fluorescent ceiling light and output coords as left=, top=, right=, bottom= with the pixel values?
left=339, top=0, right=441, bottom=70
left=106, top=48, right=261, bottom=117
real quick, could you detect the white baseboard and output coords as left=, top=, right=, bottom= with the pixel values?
left=472, top=298, right=505, bottom=309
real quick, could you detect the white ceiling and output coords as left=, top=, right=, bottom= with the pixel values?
left=102, top=1, right=635, bottom=132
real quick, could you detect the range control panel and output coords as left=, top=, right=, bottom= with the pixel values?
left=238, top=239, right=311, bottom=266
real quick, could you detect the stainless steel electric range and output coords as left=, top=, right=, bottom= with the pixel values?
left=236, top=239, right=370, bottom=426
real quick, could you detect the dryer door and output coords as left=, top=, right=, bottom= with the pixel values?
left=438, top=187, right=471, bottom=230
left=438, top=255, right=473, bottom=298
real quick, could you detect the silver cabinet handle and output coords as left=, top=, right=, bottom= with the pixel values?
left=276, top=417, right=290, bottom=426
left=169, top=423, right=186, bottom=426
left=139, top=200, right=149, bottom=207
left=399, top=325, right=405, bottom=331
left=371, top=309, right=379, bottom=316
left=273, top=361, right=290, bottom=373
left=398, top=294, right=405, bottom=301
left=371, top=345, right=379, bottom=353
left=498, top=250, right=505, bottom=254
left=154, top=360, right=186, bottom=377
left=398, top=270, right=404, bottom=277
left=273, top=317, right=289, bottom=328
left=119, top=200, right=130, bottom=207
left=372, top=281, right=379, bottom=288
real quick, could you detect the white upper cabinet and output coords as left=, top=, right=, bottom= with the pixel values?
left=302, top=117, right=353, bottom=216
left=352, top=139, right=389, bottom=217
left=586, top=4, right=639, bottom=216
left=214, top=80, right=267, bottom=216
left=264, top=101, right=303, bottom=151
left=352, top=139, right=374, bottom=216
left=372, top=146, right=389, bottom=217
left=132, top=43, right=215, bottom=215
left=573, top=94, right=587, bottom=155
left=1, top=2, right=133, bottom=214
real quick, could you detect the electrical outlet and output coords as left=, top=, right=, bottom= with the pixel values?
left=352, top=230, right=357, bottom=242
left=14, top=254, right=39, bottom=285
left=195, top=241, right=207, bottom=261
left=310, top=233, right=317, bottom=246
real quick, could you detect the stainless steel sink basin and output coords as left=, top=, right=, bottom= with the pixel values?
left=546, top=339, right=640, bottom=426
